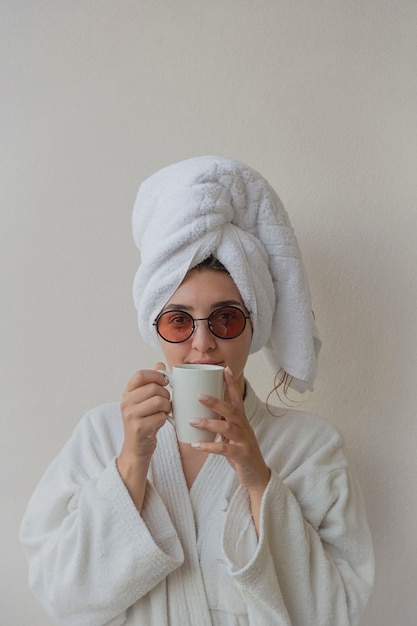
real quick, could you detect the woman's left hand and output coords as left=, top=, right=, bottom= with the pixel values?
left=191, top=368, right=271, bottom=496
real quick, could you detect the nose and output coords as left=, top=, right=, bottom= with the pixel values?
left=191, top=319, right=217, bottom=352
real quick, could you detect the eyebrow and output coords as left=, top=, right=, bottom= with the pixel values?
left=161, top=300, right=244, bottom=312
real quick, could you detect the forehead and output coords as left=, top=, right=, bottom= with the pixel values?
left=164, top=269, right=244, bottom=310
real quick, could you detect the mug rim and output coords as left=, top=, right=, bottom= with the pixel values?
left=173, top=364, right=224, bottom=371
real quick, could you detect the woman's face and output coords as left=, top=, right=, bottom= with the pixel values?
left=157, top=269, right=252, bottom=397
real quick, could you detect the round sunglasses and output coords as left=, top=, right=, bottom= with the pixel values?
left=153, top=305, right=251, bottom=343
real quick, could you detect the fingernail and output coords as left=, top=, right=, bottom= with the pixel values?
left=189, top=418, right=202, bottom=425
left=225, top=366, right=234, bottom=377
left=191, top=442, right=201, bottom=448
left=197, top=394, right=209, bottom=402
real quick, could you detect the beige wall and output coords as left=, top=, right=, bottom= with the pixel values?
left=2, top=2, right=416, bottom=624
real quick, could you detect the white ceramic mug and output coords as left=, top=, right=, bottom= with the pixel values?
left=159, top=364, right=224, bottom=444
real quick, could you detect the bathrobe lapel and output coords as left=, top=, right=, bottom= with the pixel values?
left=151, top=423, right=213, bottom=625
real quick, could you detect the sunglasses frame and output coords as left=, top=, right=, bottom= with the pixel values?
left=153, top=305, right=251, bottom=344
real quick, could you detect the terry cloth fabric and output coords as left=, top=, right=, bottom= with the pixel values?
left=19, top=384, right=374, bottom=624
left=132, top=156, right=320, bottom=392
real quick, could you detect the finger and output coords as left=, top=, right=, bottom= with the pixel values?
left=224, top=367, right=244, bottom=407
left=134, top=393, right=172, bottom=418
left=197, top=394, right=243, bottom=426
left=122, top=383, right=171, bottom=412
left=189, top=417, right=239, bottom=441
left=191, top=438, right=231, bottom=454
left=125, top=368, right=169, bottom=393
left=154, top=362, right=170, bottom=386
left=121, top=389, right=171, bottom=420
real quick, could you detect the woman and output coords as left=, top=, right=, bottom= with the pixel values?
left=21, top=156, right=374, bottom=625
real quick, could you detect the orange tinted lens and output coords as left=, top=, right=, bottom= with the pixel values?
left=209, top=307, right=246, bottom=338
left=157, top=311, right=194, bottom=342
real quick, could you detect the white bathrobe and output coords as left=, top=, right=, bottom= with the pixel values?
left=20, top=384, right=374, bottom=626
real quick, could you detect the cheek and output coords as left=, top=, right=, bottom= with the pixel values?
left=229, top=334, right=252, bottom=370
left=159, top=341, right=186, bottom=368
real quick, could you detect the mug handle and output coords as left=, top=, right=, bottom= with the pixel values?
left=158, top=369, right=175, bottom=429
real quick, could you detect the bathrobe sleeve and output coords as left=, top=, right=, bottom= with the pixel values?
left=20, top=406, right=184, bottom=626
left=222, top=425, right=374, bottom=626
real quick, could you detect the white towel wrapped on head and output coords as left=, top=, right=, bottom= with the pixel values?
left=132, top=156, right=320, bottom=392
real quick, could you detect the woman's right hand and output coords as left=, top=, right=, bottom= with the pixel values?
left=119, top=362, right=171, bottom=461
left=116, top=363, right=171, bottom=510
